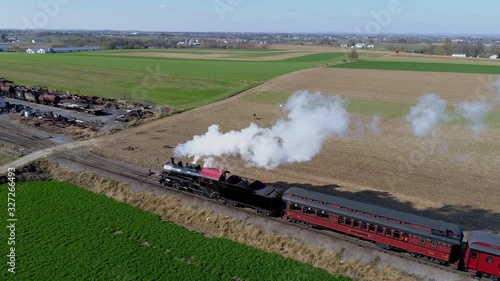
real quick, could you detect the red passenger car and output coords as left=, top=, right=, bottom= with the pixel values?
left=282, top=187, right=463, bottom=265
left=464, top=231, right=500, bottom=280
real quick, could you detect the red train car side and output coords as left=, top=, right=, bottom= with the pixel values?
left=282, top=187, right=463, bottom=265
left=464, top=231, right=500, bottom=280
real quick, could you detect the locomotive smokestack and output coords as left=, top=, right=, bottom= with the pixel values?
left=171, top=157, right=174, bottom=164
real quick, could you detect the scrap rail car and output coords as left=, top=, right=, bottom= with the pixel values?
left=159, top=158, right=283, bottom=216
left=1, top=83, right=61, bottom=106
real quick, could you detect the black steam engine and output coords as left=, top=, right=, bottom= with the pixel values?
left=159, top=158, right=283, bottom=216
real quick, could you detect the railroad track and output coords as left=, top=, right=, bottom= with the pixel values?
left=0, top=116, right=52, bottom=149
left=50, top=149, right=473, bottom=281
left=55, top=150, right=162, bottom=186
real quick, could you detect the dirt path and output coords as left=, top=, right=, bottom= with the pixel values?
left=0, top=138, right=99, bottom=172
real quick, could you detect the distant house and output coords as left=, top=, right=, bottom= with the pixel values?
left=177, top=38, right=202, bottom=47
left=355, top=43, right=366, bottom=49
left=452, top=53, right=466, bottom=57
left=367, top=44, right=375, bottom=49
left=340, top=44, right=348, bottom=48
left=26, top=48, right=35, bottom=54
left=490, top=54, right=498, bottom=59
left=37, top=48, right=46, bottom=54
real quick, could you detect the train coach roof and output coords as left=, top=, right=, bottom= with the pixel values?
left=200, top=168, right=226, bottom=180
left=468, top=231, right=500, bottom=256
left=284, top=187, right=463, bottom=239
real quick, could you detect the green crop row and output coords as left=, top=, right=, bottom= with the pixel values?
left=332, top=60, right=500, bottom=74
left=0, top=181, right=350, bottom=281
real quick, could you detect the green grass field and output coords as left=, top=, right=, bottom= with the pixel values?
left=0, top=181, right=349, bottom=281
left=0, top=51, right=345, bottom=108
left=331, top=60, right=500, bottom=74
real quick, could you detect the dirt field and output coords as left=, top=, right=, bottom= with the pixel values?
left=92, top=67, right=500, bottom=235
left=116, top=50, right=317, bottom=61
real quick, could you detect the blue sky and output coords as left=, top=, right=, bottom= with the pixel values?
left=2, top=0, right=500, bottom=34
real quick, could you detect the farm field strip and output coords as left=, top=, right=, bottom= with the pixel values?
left=0, top=52, right=346, bottom=107
left=242, top=90, right=500, bottom=128
left=331, top=60, right=500, bottom=74
left=371, top=55, right=500, bottom=65
left=0, top=181, right=349, bottom=281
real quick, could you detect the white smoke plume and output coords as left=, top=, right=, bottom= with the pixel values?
left=368, top=115, right=380, bottom=133
left=456, top=101, right=491, bottom=138
left=406, top=94, right=448, bottom=138
left=456, top=77, right=500, bottom=138
left=174, top=91, right=350, bottom=169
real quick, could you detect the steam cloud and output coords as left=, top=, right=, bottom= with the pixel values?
left=456, top=78, right=500, bottom=138
left=368, top=116, right=381, bottom=133
left=406, top=94, right=448, bottom=138
left=174, top=91, right=350, bottom=169
left=456, top=101, right=491, bottom=138
left=407, top=78, right=500, bottom=138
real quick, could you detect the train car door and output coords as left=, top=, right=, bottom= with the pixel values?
left=467, top=251, right=479, bottom=270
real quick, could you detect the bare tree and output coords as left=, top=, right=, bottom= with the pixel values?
left=442, top=38, right=453, bottom=55
left=348, top=49, right=359, bottom=60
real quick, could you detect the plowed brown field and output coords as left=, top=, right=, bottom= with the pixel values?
left=92, top=67, right=500, bottom=235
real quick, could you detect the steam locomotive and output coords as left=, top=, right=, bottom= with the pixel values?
left=160, top=158, right=500, bottom=280
left=160, top=158, right=283, bottom=216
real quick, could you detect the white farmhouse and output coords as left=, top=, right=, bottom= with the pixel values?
left=367, top=44, right=375, bottom=49
left=37, top=48, right=46, bottom=54
left=26, top=48, right=35, bottom=54
left=451, top=53, right=466, bottom=57
left=355, top=43, right=366, bottom=48
left=490, top=54, right=498, bottom=59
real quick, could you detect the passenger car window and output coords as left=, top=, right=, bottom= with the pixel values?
left=486, top=256, right=493, bottom=264
left=317, top=211, right=329, bottom=219
left=402, top=233, right=409, bottom=242
left=353, top=220, right=359, bottom=228
left=471, top=252, right=477, bottom=259
left=303, top=208, right=315, bottom=215
left=338, top=216, right=344, bottom=225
